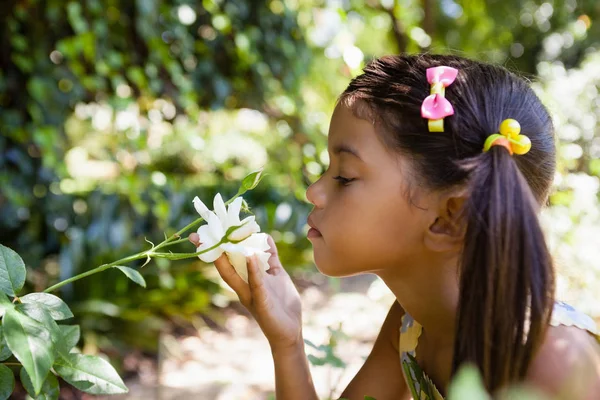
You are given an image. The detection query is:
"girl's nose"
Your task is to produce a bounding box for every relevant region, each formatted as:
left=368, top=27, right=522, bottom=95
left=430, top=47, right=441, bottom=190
left=306, top=179, right=325, bottom=209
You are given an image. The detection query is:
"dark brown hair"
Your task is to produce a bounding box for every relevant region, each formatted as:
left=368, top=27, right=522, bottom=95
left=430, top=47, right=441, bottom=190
left=340, top=54, right=556, bottom=392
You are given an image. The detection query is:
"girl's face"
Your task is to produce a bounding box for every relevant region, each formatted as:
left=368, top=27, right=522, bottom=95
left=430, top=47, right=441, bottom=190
left=306, top=104, right=435, bottom=277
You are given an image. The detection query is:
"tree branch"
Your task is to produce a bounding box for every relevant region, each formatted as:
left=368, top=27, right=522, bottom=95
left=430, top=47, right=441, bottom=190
left=422, top=0, right=435, bottom=45
left=369, top=0, right=408, bottom=53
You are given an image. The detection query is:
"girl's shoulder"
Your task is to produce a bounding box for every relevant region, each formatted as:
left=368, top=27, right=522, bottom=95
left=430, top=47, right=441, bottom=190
left=526, top=302, right=600, bottom=398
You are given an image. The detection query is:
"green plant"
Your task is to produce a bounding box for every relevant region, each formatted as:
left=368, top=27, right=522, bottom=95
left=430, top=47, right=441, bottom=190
left=448, top=364, right=549, bottom=400
left=0, top=170, right=263, bottom=398
left=305, top=323, right=354, bottom=400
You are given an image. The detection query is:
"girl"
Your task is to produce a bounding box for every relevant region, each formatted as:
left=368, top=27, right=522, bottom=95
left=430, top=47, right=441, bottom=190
left=189, top=54, right=600, bottom=399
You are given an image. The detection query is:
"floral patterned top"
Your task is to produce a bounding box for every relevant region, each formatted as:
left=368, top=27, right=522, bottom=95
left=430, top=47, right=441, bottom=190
left=398, top=301, right=600, bottom=400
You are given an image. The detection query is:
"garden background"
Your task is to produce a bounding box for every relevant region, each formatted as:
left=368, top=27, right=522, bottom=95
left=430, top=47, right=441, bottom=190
left=1, top=0, right=599, bottom=398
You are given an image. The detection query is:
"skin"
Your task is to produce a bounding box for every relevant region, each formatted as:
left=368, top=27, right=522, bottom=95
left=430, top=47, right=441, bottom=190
left=189, top=103, right=600, bottom=398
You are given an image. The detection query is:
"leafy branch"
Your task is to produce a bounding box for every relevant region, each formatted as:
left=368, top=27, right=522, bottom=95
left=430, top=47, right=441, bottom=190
left=0, top=170, right=263, bottom=399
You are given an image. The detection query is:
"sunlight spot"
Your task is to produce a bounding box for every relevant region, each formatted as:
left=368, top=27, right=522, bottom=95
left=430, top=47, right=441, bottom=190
left=177, top=5, right=197, bottom=25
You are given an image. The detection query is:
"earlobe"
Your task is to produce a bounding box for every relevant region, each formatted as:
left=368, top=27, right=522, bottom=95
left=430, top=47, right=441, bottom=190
left=423, top=195, right=466, bottom=253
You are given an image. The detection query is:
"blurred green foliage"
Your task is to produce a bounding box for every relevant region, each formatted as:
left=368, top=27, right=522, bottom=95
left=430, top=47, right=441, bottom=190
left=1, top=0, right=599, bottom=360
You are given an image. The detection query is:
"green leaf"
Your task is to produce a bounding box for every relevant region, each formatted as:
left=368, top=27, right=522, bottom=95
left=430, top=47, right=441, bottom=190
left=307, top=354, right=327, bottom=366
left=239, top=169, right=264, bottom=194
left=0, top=293, right=13, bottom=317
left=0, top=245, right=26, bottom=296
left=16, top=303, right=70, bottom=358
left=364, top=397, right=377, bottom=400
left=58, top=325, right=80, bottom=352
left=20, top=293, right=73, bottom=320
left=114, top=266, right=146, bottom=288
left=303, top=339, right=330, bottom=353
left=0, top=327, right=12, bottom=361
left=20, top=369, right=59, bottom=400
left=0, top=364, right=14, bottom=400
left=3, top=308, right=54, bottom=395
left=53, top=353, right=128, bottom=395
left=447, top=363, right=491, bottom=400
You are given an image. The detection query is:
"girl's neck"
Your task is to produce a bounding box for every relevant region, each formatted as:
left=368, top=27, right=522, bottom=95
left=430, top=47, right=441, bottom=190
left=377, top=256, right=460, bottom=347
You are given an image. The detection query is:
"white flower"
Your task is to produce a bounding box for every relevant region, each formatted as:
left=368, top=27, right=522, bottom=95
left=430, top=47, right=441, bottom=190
left=193, top=194, right=271, bottom=282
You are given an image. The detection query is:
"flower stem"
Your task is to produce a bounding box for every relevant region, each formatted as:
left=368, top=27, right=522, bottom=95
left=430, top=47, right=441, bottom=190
left=150, top=252, right=203, bottom=261
left=151, top=240, right=223, bottom=261
left=158, top=237, right=189, bottom=247
left=42, top=194, right=240, bottom=293
left=43, top=252, right=148, bottom=293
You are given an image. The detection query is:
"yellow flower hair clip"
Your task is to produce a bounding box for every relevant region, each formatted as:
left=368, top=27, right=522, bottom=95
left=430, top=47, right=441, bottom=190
left=482, top=119, right=531, bottom=155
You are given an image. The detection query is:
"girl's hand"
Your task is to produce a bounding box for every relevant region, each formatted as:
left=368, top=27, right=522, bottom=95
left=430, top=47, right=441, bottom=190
left=189, top=232, right=303, bottom=351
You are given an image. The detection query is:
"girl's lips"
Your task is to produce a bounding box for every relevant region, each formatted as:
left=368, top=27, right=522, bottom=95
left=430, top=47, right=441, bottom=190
left=307, top=227, right=322, bottom=239
left=307, top=215, right=322, bottom=239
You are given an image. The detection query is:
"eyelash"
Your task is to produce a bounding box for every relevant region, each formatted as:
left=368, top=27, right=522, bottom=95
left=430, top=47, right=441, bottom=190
left=333, top=176, right=355, bottom=186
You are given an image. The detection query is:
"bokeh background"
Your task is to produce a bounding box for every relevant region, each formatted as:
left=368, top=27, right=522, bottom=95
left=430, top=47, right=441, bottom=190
left=1, top=0, right=599, bottom=398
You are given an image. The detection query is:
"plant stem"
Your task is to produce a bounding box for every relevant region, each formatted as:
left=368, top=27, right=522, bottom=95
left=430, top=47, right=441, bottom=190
left=43, top=239, right=224, bottom=293
left=150, top=252, right=204, bottom=261
left=42, top=194, right=239, bottom=293
left=43, top=252, right=148, bottom=293
left=2, top=362, right=22, bottom=366
left=152, top=240, right=222, bottom=261
left=160, top=237, right=189, bottom=247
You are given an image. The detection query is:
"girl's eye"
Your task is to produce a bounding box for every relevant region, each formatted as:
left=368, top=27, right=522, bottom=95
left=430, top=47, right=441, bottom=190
left=333, top=176, right=355, bottom=186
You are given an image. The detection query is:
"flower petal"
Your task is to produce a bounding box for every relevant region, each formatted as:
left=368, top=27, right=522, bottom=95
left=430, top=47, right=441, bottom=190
left=205, top=211, right=224, bottom=241
left=197, top=224, right=216, bottom=245
left=225, top=250, right=249, bottom=283
left=213, top=193, right=228, bottom=228
left=197, top=244, right=224, bottom=263
left=195, top=225, right=223, bottom=262
left=238, top=233, right=270, bottom=252
left=227, top=216, right=260, bottom=242
left=221, top=242, right=247, bottom=256
left=193, top=196, right=210, bottom=218
left=227, top=197, right=243, bottom=227
left=257, top=251, right=271, bottom=271
left=197, top=247, right=223, bottom=267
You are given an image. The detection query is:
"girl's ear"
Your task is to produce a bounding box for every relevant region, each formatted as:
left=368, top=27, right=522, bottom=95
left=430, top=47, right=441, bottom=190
left=424, top=192, right=467, bottom=253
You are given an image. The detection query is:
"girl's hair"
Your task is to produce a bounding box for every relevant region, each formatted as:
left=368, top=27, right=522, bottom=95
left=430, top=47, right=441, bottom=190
left=340, top=54, right=556, bottom=392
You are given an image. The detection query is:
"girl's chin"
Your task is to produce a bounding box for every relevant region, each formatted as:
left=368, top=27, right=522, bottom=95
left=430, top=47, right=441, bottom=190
left=312, top=256, right=356, bottom=278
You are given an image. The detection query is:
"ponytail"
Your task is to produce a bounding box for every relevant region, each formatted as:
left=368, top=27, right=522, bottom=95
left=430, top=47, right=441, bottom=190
left=452, top=147, right=555, bottom=392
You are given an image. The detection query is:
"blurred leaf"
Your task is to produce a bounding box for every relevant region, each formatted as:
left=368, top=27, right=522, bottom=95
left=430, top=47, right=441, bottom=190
left=307, top=354, right=327, bottom=366
left=0, top=326, right=12, bottom=361
left=303, top=338, right=328, bottom=352
left=447, top=363, right=491, bottom=400
left=20, top=368, right=59, bottom=400
left=0, top=364, right=14, bottom=400
left=0, top=244, right=26, bottom=296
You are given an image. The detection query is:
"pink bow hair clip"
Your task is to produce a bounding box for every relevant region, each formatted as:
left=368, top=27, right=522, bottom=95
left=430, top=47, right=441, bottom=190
left=420, top=66, right=459, bottom=132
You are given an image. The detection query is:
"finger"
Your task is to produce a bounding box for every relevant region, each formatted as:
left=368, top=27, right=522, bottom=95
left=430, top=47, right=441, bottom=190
left=214, top=253, right=251, bottom=303
left=188, top=232, right=201, bottom=247
left=265, top=235, right=285, bottom=275
left=266, top=235, right=279, bottom=258
left=247, top=255, right=266, bottom=294
left=267, top=235, right=283, bottom=272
